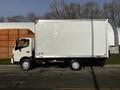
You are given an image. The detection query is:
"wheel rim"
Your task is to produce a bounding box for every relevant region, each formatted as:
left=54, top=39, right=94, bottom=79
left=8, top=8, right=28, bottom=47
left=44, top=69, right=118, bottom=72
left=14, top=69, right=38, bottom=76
left=22, top=61, right=30, bottom=70
left=72, top=61, right=80, bottom=70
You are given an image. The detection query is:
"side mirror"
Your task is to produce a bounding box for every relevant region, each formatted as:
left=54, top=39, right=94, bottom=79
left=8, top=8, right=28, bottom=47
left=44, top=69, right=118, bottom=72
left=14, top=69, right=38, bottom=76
left=19, top=49, right=21, bottom=52
left=15, top=39, right=19, bottom=50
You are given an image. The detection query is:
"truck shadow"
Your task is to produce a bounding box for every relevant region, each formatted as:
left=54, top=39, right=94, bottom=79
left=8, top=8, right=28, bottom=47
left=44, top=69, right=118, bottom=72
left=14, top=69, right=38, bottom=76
left=32, top=63, right=69, bottom=69
left=33, top=64, right=100, bottom=90
left=90, top=66, right=100, bottom=90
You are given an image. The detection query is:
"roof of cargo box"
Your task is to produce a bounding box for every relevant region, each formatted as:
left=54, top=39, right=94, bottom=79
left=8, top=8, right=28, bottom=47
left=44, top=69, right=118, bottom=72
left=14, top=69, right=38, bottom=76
left=37, top=19, right=108, bottom=22
left=0, top=22, right=35, bottom=33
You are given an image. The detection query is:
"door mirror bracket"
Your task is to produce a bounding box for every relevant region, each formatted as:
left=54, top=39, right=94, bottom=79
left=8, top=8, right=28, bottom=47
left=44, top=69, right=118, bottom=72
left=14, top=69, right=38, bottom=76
left=19, top=49, right=21, bottom=52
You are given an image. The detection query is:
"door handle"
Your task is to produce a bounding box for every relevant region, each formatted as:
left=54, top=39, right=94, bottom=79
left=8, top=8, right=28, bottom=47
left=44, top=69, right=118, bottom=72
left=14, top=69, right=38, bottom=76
left=26, top=51, right=30, bottom=53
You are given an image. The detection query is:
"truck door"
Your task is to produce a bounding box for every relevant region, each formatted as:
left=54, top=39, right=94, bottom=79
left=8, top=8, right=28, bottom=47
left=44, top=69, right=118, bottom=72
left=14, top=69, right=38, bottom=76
left=13, top=38, right=32, bottom=62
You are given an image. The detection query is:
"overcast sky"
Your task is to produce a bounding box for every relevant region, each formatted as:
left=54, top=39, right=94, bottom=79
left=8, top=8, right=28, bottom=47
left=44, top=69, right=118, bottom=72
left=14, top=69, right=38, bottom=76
left=0, top=0, right=112, bottom=17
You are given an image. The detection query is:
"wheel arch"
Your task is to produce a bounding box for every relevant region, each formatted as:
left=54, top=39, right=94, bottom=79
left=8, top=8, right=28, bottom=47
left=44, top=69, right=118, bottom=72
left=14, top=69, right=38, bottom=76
left=20, top=57, right=31, bottom=64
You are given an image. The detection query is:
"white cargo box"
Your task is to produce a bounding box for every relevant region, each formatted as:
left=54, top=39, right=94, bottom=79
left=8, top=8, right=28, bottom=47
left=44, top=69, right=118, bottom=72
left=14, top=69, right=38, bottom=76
left=35, top=20, right=114, bottom=58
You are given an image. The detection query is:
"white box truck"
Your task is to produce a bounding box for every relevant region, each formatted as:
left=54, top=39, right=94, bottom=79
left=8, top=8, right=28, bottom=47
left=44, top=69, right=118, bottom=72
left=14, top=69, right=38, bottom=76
left=11, top=19, right=115, bottom=70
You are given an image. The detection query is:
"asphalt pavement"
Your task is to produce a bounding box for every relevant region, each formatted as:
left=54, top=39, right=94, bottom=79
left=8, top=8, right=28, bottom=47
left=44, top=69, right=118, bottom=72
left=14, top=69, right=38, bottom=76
left=0, top=65, right=120, bottom=90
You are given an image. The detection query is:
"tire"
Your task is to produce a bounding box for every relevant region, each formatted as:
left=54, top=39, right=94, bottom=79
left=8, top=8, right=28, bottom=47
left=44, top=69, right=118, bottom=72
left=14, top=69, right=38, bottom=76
left=21, top=59, right=31, bottom=70
left=70, top=60, right=82, bottom=71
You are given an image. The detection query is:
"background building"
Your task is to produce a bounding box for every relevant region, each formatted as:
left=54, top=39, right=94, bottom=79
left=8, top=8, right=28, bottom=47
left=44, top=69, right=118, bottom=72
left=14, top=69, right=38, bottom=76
left=0, top=23, right=34, bottom=58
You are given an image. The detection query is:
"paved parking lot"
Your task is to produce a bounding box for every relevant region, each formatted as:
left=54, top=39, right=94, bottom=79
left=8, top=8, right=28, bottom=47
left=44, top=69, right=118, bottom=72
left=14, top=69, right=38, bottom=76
left=0, top=65, right=120, bottom=90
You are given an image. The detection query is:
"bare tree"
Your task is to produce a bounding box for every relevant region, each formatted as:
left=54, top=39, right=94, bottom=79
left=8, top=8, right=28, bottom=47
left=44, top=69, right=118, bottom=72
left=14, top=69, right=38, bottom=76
left=62, top=3, right=81, bottom=19
left=44, top=0, right=82, bottom=19
left=7, top=15, right=24, bottom=22
left=44, top=0, right=62, bottom=19
left=0, top=16, right=5, bottom=22
left=82, top=1, right=102, bottom=19
left=44, top=0, right=102, bottom=19
left=26, top=11, right=39, bottom=22
left=103, top=0, right=120, bottom=26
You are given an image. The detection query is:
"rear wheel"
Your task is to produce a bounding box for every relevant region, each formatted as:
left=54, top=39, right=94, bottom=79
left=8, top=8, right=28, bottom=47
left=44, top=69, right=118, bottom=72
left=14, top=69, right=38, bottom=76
left=70, top=60, right=82, bottom=70
left=21, top=59, right=31, bottom=70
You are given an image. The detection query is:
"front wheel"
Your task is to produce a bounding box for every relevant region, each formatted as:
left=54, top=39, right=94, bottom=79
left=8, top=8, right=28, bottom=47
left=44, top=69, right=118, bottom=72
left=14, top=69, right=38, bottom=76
left=21, top=59, right=31, bottom=70
left=70, top=60, right=82, bottom=71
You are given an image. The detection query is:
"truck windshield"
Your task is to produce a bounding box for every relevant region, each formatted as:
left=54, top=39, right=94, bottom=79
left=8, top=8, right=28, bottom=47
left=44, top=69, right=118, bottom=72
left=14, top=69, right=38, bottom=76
left=15, top=39, right=29, bottom=50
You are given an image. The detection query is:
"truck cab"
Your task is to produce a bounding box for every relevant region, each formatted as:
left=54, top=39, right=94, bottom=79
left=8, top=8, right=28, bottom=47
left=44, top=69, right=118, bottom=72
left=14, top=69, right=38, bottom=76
left=11, top=38, right=34, bottom=70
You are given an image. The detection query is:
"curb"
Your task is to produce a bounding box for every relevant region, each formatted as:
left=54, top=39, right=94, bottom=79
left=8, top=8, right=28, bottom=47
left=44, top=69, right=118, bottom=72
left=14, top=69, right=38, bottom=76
left=104, top=65, right=120, bottom=67
left=0, top=65, right=18, bottom=67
